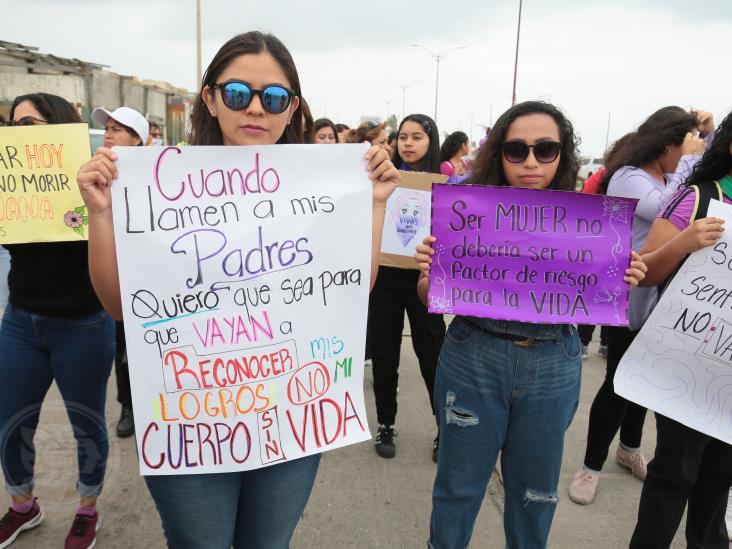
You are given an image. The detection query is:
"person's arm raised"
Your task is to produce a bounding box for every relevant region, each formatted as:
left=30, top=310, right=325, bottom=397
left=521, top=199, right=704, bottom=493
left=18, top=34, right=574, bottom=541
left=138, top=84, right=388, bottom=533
left=365, top=145, right=399, bottom=290
left=639, top=217, right=725, bottom=286
left=77, top=147, right=124, bottom=320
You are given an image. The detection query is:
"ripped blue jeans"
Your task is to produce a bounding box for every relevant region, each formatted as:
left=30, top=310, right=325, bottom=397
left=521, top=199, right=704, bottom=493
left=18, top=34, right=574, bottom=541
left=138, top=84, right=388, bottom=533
left=429, top=317, right=581, bottom=549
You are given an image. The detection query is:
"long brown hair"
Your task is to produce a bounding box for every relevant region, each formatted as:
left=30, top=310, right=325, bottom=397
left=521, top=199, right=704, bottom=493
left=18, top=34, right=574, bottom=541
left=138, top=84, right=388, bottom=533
left=467, top=101, right=579, bottom=191
left=599, top=106, right=697, bottom=193
left=190, top=31, right=304, bottom=145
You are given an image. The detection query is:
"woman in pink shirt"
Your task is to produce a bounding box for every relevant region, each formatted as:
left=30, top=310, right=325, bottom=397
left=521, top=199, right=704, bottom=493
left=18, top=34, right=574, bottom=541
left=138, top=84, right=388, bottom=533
left=439, top=131, right=470, bottom=177
left=631, top=110, right=732, bottom=548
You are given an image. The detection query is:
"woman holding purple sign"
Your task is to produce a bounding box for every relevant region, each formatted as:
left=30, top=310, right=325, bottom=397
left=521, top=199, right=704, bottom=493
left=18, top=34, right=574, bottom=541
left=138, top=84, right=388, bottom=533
left=414, top=101, right=647, bottom=548
left=75, top=31, right=399, bottom=549
left=569, top=106, right=711, bottom=506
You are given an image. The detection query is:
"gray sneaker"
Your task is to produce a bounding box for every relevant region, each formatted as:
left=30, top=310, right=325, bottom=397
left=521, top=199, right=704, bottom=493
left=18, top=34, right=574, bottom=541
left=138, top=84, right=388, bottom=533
left=374, top=425, right=396, bottom=459
left=598, top=344, right=608, bottom=358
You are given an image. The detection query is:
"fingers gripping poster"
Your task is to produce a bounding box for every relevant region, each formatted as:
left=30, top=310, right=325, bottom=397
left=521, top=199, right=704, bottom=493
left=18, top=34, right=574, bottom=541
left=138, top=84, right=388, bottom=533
left=428, top=184, right=637, bottom=325
left=615, top=200, right=732, bottom=443
left=379, top=171, right=447, bottom=269
left=111, top=144, right=372, bottom=475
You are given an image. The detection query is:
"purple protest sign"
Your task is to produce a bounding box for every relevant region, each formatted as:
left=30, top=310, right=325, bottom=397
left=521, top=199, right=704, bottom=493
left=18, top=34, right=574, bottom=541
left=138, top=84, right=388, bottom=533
left=427, top=184, right=637, bottom=325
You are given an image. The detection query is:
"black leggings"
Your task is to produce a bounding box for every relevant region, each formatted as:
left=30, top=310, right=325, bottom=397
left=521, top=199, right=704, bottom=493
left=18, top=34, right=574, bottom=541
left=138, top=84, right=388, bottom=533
left=630, top=414, right=732, bottom=549
left=114, top=321, right=132, bottom=407
left=583, top=326, right=647, bottom=471
left=577, top=324, right=607, bottom=347
left=368, top=267, right=445, bottom=427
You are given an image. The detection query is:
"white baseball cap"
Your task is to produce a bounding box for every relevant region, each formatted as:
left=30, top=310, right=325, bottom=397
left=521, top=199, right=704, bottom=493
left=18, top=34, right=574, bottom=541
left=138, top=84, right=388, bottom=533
left=92, top=106, right=149, bottom=145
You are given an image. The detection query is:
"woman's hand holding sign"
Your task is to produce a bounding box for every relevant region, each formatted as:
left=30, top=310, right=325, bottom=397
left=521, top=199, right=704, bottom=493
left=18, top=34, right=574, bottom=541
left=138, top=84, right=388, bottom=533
left=77, top=147, right=118, bottom=215
left=624, top=251, right=647, bottom=287
left=415, top=235, right=436, bottom=305
left=365, top=145, right=399, bottom=204
left=367, top=144, right=399, bottom=290
left=76, top=146, right=123, bottom=319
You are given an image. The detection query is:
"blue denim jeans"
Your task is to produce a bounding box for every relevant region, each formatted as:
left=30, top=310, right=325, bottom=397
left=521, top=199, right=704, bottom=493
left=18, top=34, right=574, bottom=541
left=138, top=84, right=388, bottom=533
left=0, top=304, right=114, bottom=497
left=145, top=453, right=321, bottom=549
left=0, top=247, right=9, bottom=311
left=429, top=317, right=582, bottom=549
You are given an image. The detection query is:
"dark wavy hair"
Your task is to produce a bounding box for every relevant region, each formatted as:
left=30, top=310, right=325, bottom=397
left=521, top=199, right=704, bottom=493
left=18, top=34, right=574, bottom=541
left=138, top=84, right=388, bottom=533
left=440, top=131, right=469, bottom=163
left=600, top=106, right=697, bottom=193
left=466, top=101, right=579, bottom=191
left=603, top=132, right=635, bottom=167
left=311, top=118, right=339, bottom=143
left=10, top=93, right=81, bottom=124
left=190, top=32, right=303, bottom=145
left=686, top=110, right=732, bottom=188
left=391, top=114, right=440, bottom=173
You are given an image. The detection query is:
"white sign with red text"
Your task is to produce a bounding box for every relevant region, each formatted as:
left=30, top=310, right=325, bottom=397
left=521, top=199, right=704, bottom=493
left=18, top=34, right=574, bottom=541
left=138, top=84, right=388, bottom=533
left=112, top=144, right=372, bottom=474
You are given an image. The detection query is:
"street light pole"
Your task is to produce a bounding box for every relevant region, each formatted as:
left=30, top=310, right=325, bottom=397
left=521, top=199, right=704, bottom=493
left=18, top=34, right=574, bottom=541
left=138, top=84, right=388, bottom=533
left=378, top=97, right=393, bottom=121
left=511, top=0, right=523, bottom=106
left=387, top=79, right=422, bottom=121
left=412, top=44, right=466, bottom=124
left=195, top=0, right=202, bottom=86
left=433, top=56, right=440, bottom=123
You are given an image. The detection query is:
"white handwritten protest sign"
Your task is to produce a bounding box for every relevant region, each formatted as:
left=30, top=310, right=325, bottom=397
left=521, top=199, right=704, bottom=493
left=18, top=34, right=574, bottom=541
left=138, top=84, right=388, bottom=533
left=615, top=199, right=732, bottom=443
left=111, top=144, right=372, bottom=475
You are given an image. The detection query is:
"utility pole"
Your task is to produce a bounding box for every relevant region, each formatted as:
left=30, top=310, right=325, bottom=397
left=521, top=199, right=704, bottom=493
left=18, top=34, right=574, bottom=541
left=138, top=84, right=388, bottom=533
left=196, top=0, right=202, bottom=86
left=387, top=79, right=421, bottom=122
left=511, top=0, right=523, bottom=106
left=412, top=44, right=467, bottom=124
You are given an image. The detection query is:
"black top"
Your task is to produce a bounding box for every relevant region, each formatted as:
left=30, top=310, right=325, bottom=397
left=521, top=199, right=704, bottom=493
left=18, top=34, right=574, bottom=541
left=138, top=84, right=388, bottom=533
left=4, top=241, right=103, bottom=318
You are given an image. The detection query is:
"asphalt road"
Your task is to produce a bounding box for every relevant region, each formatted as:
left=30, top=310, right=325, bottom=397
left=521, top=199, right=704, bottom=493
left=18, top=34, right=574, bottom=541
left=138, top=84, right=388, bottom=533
left=8, top=325, right=701, bottom=548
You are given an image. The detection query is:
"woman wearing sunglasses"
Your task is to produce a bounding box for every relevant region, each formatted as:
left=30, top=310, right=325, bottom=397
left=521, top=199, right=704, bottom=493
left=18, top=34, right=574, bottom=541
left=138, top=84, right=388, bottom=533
left=415, top=101, right=647, bottom=548
left=569, top=106, right=710, bottom=506
left=0, top=93, right=115, bottom=549
left=76, top=31, right=398, bottom=549
left=368, top=114, right=446, bottom=462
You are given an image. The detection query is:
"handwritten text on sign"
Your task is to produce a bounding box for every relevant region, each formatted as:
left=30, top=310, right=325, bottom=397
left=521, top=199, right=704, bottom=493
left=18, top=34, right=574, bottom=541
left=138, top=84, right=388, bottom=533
left=615, top=200, right=732, bottom=443
left=0, top=123, right=90, bottom=244
left=111, top=144, right=372, bottom=475
left=428, top=185, right=636, bottom=324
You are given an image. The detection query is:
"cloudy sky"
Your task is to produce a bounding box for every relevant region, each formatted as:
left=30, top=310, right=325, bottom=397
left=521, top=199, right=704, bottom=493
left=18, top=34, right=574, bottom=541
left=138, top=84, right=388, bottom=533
left=4, top=0, right=731, bottom=154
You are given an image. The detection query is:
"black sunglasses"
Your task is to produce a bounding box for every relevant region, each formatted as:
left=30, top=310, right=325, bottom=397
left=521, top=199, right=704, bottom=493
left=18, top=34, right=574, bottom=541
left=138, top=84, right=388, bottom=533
left=210, top=80, right=295, bottom=114
left=501, top=140, right=562, bottom=163
left=3, top=116, right=48, bottom=127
